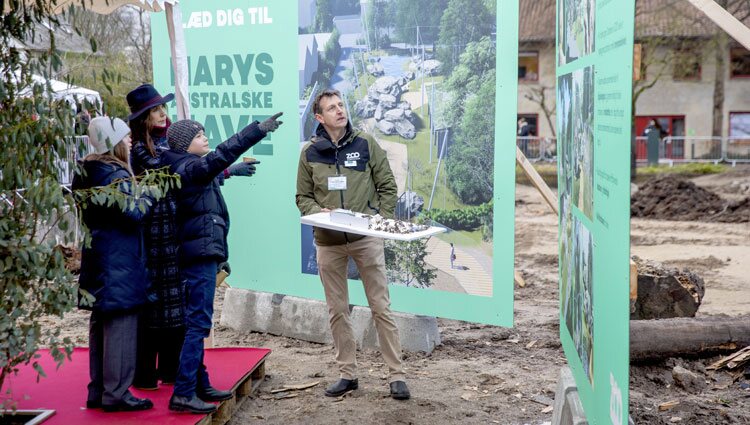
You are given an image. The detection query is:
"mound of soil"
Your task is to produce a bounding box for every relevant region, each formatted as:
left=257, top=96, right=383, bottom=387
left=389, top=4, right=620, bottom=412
left=631, top=175, right=750, bottom=223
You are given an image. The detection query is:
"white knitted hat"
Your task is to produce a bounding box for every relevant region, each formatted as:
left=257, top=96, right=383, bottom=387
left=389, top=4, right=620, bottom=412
left=87, top=117, right=130, bottom=154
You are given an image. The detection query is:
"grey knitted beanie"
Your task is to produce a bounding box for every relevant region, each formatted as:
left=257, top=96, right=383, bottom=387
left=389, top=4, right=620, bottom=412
left=167, top=119, right=204, bottom=153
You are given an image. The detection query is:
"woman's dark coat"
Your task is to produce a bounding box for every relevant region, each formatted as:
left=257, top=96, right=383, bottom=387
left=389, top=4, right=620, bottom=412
left=73, top=160, right=152, bottom=313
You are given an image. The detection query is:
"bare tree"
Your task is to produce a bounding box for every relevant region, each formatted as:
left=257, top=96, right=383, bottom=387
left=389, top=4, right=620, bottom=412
left=660, top=0, right=750, bottom=136
left=706, top=0, right=750, bottom=136
left=632, top=0, right=683, bottom=117
left=63, top=6, right=151, bottom=82
left=523, top=84, right=556, bottom=138
left=114, top=6, right=152, bottom=82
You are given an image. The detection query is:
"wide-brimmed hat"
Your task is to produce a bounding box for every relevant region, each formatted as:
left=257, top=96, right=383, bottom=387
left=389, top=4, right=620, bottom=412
left=126, top=83, right=174, bottom=122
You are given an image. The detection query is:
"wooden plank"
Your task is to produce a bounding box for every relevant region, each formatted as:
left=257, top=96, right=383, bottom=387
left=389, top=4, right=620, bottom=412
left=630, top=260, right=638, bottom=301
left=209, top=354, right=269, bottom=425
left=515, top=146, right=558, bottom=216
left=212, top=397, right=236, bottom=425
left=687, top=0, right=750, bottom=50
left=708, top=345, right=750, bottom=370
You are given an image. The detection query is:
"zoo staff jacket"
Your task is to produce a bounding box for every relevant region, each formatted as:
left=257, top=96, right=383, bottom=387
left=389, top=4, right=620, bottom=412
left=296, top=122, right=397, bottom=246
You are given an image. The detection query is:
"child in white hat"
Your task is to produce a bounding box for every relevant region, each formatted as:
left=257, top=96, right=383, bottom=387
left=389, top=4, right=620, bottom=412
left=73, top=117, right=155, bottom=412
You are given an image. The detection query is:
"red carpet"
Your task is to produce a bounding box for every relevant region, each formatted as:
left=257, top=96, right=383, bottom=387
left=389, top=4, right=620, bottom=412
left=2, top=347, right=270, bottom=425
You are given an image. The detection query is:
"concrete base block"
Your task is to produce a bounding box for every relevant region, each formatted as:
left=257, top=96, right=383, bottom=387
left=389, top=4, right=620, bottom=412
left=552, top=367, right=588, bottom=425
left=220, top=288, right=441, bottom=353
left=551, top=367, right=634, bottom=425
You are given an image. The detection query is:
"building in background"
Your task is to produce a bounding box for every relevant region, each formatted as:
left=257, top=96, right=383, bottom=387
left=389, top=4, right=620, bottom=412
left=517, top=0, right=750, bottom=161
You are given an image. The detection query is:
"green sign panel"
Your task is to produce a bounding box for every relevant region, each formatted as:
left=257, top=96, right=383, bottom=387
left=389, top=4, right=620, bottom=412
left=152, top=0, right=518, bottom=326
left=556, top=0, right=635, bottom=423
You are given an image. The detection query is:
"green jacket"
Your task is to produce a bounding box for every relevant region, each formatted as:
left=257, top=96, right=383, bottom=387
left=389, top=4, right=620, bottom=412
left=296, top=123, right=397, bottom=246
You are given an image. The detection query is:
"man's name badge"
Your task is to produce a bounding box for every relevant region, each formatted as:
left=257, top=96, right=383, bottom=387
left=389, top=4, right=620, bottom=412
left=328, top=175, right=347, bottom=191
left=344, top=160, right=357, bottom=167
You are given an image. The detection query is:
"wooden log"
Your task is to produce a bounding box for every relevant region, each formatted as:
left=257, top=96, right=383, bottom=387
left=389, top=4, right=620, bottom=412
left=631, top=316, right=750, bottom=361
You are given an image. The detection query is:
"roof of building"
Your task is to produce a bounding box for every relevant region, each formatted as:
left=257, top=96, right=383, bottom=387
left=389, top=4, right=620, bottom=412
left=17, top=21, right=95, bottom=54
left=332, top=14, right=360, bottom=22
left=298, top=34, right=318, bottom=70
left=520, top=0, right=750, bottom=42
left=312, top=33, right=333, bottom=51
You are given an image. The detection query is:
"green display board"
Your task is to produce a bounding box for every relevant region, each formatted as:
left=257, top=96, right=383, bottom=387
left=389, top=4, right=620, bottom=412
left=556, top=0, right=635, bottom=423
left=152, top=0, right=517, bottom=326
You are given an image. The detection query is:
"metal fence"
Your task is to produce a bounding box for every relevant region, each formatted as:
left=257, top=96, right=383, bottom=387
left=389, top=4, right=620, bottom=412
left=726, top=137, right=750, bottom=163
left=57, top=136, right=93, bottom=187
left=635, top=136, right=750, bottom=165
left=516, top=136, right=557, bottom=162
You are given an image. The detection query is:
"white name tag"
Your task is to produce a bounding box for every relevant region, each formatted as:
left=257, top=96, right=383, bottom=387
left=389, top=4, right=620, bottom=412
left=344, top=160, right=357, bottom=167
left=328, top=175, right=347, bottom=191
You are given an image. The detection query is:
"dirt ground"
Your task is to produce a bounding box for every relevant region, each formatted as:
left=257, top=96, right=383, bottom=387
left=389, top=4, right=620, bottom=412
left=43, top=166, right=750, bottom=424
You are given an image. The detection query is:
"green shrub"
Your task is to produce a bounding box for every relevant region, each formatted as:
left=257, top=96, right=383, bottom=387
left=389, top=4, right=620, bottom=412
left=422, top=201, right=493, bottom=231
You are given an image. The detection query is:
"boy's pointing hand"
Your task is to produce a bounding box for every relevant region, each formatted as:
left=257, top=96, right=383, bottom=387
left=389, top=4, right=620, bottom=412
left=259, top=112, right=284, bottom=133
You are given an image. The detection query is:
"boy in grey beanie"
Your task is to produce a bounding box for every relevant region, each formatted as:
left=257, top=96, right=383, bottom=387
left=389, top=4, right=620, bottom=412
left=160, top=113, right=283, bottom=414
left=166, top=120, right=204, bottom=154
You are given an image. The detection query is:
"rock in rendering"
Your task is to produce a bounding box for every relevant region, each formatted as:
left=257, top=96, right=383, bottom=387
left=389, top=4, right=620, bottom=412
left=378, top=93, right=397, bottom=109
left=384, top=108, right=405, bottom=121
left=371, top=76, right=402, bottom=97
left=395, top=191, right=425, bottom=220
left=366, top=62, right=384, bottom=76
left=354, top=98, right=377, bottom=118
left=354, top=74, right=418, bottom=139
left=374, top=103, right=384, bottom=121
left=376, top=119, right=396, bottom=135
left=393, top=119, right=416, bottom=139
left=408, top=58, right=442, bottom=76
left=421, top=59, right=441, bottom=75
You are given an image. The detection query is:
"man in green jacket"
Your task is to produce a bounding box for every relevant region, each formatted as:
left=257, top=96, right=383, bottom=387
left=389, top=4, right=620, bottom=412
left=296, top=89, right=410, bottom=400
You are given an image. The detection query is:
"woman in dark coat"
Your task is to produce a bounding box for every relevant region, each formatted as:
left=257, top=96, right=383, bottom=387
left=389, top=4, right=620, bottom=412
left=125, top=84, right=185, bottom=390
left=74, top=117, right=154, bottom=412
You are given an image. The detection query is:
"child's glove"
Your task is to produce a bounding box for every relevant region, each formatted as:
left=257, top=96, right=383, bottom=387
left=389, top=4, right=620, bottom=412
left=227, top=161, right=259, bottom=177
left=258, top=112, right=283, bottom=133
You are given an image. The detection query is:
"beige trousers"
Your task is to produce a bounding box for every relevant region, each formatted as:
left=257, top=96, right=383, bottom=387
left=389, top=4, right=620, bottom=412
left=316, top=236, right=405, bottom=383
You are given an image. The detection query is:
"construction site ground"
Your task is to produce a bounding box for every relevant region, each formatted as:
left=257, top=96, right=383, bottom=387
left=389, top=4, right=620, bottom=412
left=41, top=165, right=750, bottom=424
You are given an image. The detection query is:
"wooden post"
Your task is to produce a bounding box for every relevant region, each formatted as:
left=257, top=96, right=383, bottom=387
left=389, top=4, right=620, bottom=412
left=515, top=147, right=559, bottom=215
left=205, top=272, right=231, bottom=348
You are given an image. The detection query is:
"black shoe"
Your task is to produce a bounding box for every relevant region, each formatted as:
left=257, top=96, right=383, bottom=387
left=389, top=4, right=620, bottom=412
left=197, top=385, right=233, bottom=402
left=86, top=400, right=101, bottom=409
left=390, top=381, right=410, bottom=400
left=133, top=379, right=159, bottom=391
left=102, top=396, right=154, bottom=412
left=133, top=384, right=159, bottom=391
left=169, top=395, right=217, bottom=414
left=324, top=378, right=358, bottom=397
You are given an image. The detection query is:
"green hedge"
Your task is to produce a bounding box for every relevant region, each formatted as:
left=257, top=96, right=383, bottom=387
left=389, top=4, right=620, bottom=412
left=422, top=201, right=492, bottom=231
